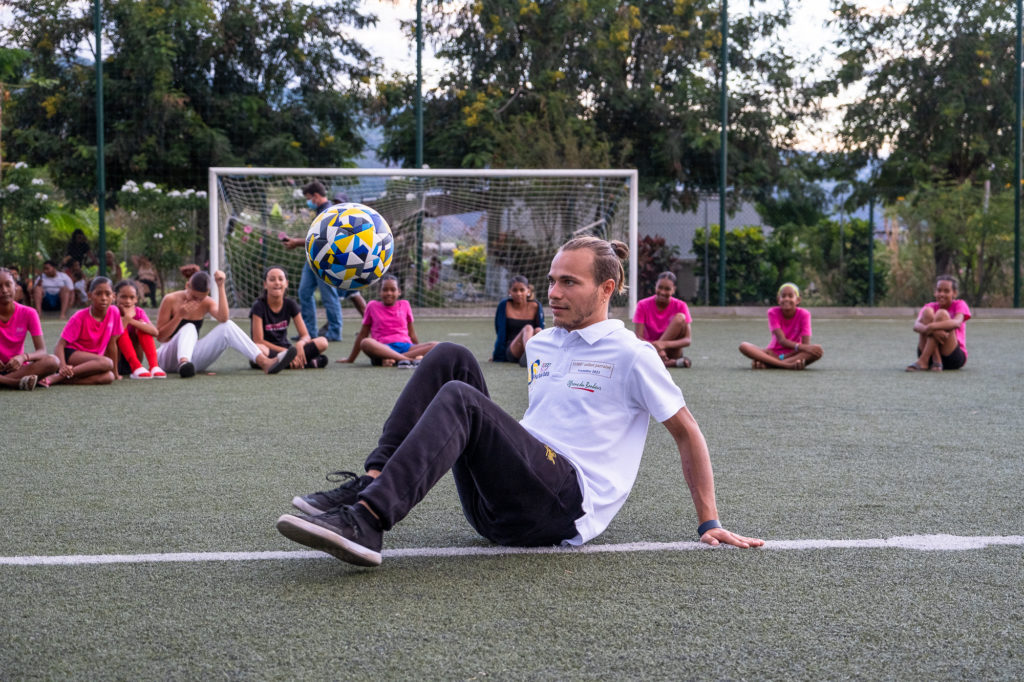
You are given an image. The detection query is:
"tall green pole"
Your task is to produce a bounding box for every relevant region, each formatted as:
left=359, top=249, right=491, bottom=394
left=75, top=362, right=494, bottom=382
left=868, top=195, right=875, bottom=306
left=1014, top=0, right=1022, bottom=307
left=717, top=0, right=728, bottom=306
left=413, top=0, right=425, bottom=306
left=415, top=0, right=424, bottom=169
left=95, top=0, right=106, bottom=276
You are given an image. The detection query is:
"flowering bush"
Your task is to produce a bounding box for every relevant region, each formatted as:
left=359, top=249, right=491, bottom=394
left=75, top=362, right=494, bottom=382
left=0, top=163, right=54, bottom=271
left=115, top=180, right=207, bottom=289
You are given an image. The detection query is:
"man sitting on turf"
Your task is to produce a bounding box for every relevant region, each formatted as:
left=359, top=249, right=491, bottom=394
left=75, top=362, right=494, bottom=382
left=277, top=236, right=764, bottom=566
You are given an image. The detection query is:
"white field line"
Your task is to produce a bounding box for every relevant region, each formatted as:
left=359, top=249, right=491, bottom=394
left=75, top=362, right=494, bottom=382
left=1, top=534, right=1023, bottom=567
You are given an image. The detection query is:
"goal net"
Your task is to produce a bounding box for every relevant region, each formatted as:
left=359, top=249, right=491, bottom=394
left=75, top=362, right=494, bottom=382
left=208, top=168, right=638, bottom=315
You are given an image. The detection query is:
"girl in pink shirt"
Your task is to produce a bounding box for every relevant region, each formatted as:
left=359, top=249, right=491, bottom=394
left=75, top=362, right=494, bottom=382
left=906, top=275, right=970, bottom=372
left=632, top=271, right=692, bottom=368
left=0, top=268, right=58, bottom=390
left=338, top=275, right=437, bottom=367
left=42, top=276, right=122, bottom=386
left=115, top=279, right=165, bottom=378
left=738, top=282, right=824, bottom=370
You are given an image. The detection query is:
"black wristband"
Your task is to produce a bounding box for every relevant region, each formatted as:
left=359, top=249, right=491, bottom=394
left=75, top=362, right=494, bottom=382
left=697, top=519, right=722, bottom=537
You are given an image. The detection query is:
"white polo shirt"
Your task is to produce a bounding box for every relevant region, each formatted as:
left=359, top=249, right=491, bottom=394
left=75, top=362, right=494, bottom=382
left=519, top=319, right=685, bottom=545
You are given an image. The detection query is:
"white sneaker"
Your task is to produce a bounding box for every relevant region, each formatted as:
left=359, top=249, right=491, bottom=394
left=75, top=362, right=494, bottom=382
left=130, top=367, right=152, bottom=379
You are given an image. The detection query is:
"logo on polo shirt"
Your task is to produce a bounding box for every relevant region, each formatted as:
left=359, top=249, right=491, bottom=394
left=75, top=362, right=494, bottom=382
left=566, top=379, right=602, bottom=392
left=569, top=360, right=614, bottom=378
left=527, top=359, right=551, bottom=386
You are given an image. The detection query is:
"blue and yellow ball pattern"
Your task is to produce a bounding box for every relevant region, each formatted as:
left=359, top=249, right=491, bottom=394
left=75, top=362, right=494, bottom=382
left=305, top=203, right=394, bottom=291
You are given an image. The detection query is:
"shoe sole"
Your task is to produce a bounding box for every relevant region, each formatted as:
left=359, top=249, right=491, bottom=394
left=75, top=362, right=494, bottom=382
left=291, top=495, right=329, bottom=516
left=179, top=362, right=196, bottom=378
left=267, top=346, right=297, bottom=374
left=275, top=514, right=382, bottom=567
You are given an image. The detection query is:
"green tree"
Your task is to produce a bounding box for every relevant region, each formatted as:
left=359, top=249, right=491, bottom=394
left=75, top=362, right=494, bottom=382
left=886, top=182, right=1013, bottom=306
left=825, top=0, right=1017, bottom=277
left=1, top=0, right=378, bottom=205
left=694, top=225, right=780, bottom=305
left=803, top=217, right=887, bottom=306
left=377, top=1, right=817, bottom=212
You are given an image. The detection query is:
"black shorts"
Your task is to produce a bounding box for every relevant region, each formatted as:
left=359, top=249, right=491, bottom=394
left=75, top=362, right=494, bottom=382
left=940, top=346, right=966, bottom=370
left=917, top=344, right=966, bottom=370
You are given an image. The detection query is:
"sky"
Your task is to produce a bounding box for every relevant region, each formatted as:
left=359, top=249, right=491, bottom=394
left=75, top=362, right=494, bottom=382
left=0, top=1, right=890, bottom=151
left=358, top=0, right=844, bottom=82
left=355, top=0, right=854, bottom=150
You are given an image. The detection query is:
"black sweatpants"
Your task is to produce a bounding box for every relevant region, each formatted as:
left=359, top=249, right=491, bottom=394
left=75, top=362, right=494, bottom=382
left=359, top=343, right=583, bottom=546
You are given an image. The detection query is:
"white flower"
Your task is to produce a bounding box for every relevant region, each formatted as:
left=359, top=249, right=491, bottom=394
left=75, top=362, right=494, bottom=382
left=14, top=162, right=28, bottom=169
left=5, top=184, right=19, bottom=192
left=31, top=178, right=44, bottom=185
left=35, top=193, right=48, bottom=201
left=154, top=233, right=164, bottom=239
left=184, top=188, right=195, bottom=196
left=142, top=181, right=157, bottom=190
left=40, top=218, right=50, bottom=224
left=292, top=189, right=304, bottom=199
left=168, top=190, right=181, bottom=198
left=196, top=191, right=207, bottom=199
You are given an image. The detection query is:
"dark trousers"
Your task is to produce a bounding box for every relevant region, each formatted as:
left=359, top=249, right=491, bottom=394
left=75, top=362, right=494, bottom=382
left=359, top=343, right=583, bottom=546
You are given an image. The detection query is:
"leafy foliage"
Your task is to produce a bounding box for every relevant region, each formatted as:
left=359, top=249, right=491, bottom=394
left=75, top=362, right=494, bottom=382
left=884, top=182, right=1014, bottom=306
left=377, top=1, right=816, bottom=214
left=802, top=217, right=888, bottom=306
left=635, top=235, right=683, bottom=299
left=115, top=180, right=206, bottom=290
left=1, top=0, right=378, bottom=205
left=693, top=225, right=780, bottom=305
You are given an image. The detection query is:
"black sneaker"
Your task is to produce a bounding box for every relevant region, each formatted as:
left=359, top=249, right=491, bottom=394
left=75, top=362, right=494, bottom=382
left=276, top=505, right=383, bottom=566
left=292, top=471, right=372, bottom=515
left=307, top=355, right=328, bottom=369
left=266, top=345, right=297, bottom=374
left=178, top=361, right=196, bottom=378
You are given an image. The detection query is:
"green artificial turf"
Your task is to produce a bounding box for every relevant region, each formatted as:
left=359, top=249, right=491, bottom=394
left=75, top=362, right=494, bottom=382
left=1, top=315, right=1022, bottom=679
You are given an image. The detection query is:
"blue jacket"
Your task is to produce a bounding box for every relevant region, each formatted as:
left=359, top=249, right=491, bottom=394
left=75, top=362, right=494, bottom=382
left=492, top=298, right=544, bottom=362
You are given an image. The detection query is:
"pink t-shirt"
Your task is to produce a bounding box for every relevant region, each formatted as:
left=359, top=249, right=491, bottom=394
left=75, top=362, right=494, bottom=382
left=766, top=306, right=812, bottom=354
left=124, top=306, right=153, bottom=341
left=61, top=306, right=123, bottom=355
left=921, top=299, right=971, bottom=357
left=0, top=303, right=43, bottom=362
left=632, top=296, right=691, bottom=343
left=363, top=299, right=413, bottom=344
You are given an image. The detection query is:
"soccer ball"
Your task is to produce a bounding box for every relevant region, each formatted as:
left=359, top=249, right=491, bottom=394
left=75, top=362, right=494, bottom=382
left=305, top=203, right=394, bottom=291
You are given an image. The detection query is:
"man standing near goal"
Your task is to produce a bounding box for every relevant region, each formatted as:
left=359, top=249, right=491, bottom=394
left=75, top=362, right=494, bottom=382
left=283, top=181, right=365, bottom=342
left=277, top=236, right=763, bottom=566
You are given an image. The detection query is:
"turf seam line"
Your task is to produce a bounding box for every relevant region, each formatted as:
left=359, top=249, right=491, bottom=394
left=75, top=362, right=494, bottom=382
left=1, top=533, right=1023, bottom=566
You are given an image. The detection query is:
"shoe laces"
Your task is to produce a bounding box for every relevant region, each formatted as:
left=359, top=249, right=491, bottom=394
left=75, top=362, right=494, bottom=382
left=325, top=470, right=361, bottom=487
left=319, top=505, right=374, bottom=539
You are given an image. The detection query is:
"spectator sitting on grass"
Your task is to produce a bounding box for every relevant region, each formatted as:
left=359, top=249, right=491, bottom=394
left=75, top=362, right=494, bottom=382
left=33, top=260, right=74, bottom=320
left=0, top=268, right=58, bottom=391
left=906, top=275, right=971, bottom=372
left=249, top=265, right=329, bottom=369
left=738, top=282, right=824, bottom=370
left=633, top=271, right=693, bottom=368
left=41, top=276, right=121, bottom=387
left=154, top=269, right=295, bottom=378
left=337, top=274, right=437, bottom=368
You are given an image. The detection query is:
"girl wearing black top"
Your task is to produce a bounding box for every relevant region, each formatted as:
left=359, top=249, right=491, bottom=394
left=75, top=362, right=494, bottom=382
left=250, top=265, right=328, bottom=369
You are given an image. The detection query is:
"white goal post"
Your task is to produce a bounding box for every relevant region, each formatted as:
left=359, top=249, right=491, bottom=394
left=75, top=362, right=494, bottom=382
left=208, top=167, right=638, bottom=315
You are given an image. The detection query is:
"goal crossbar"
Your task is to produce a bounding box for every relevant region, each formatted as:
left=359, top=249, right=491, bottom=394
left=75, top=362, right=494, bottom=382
left=208, top=167, right=639, bottom=314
